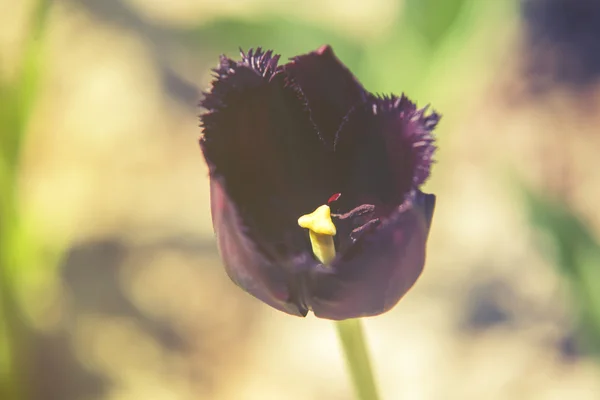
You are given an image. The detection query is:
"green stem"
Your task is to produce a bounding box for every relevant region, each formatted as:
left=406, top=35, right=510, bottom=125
left=335, top=319, right=381, bottom=400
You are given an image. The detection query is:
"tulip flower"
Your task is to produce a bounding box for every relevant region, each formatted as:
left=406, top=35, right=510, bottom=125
left=200, top=46, right=439, bottom=321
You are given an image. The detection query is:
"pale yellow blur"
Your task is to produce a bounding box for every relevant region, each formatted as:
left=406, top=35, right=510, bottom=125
left=3, top=0, right=600, bottom=399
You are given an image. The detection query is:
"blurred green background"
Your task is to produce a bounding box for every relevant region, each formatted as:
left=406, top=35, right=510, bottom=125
left=2, top=0, right=600, bottom=399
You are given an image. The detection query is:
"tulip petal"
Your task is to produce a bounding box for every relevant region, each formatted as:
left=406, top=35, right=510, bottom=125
left=210, top=178, right=309, bottom=316
left=284, top=45, right=367, bottom=147
left=334, top=95, right=439, bottom=215
left=307, top=192, right=435, bottom=320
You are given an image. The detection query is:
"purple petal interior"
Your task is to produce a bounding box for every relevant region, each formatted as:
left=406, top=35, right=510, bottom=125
left=334, top=95, right=439, bottom=218
left=200, top=48, right=338, bottom=261
left=283, top=45, right=367, bottom=147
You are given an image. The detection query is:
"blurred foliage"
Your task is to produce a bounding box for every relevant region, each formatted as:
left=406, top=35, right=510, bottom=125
left=178, top=17, right=365, bottom=69
left=1, top=1, right=53, bottom=399
left=174, top=0, right=518, bottom=117
left=404, top=0, right=468, bottom=48
left=523, top=186, right=600, bottom=356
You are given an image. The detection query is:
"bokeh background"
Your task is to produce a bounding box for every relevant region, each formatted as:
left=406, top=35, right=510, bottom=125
left=2, top=0, right=600, bottom=399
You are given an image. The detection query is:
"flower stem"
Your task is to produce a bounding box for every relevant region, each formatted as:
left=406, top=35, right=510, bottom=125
left=335, top=319, right=380, bottom=400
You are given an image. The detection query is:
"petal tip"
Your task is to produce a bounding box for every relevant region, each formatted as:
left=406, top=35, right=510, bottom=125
left=199, top=47, right=282, bottom=114
left=316, top=44, right=333, bottom=55
left=375, top=94, right=440, bottom=188
left=283, top=45, right=367, bottom=147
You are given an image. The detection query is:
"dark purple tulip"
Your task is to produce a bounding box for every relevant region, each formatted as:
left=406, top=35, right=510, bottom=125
left=199, top=46, right=440, bottom=320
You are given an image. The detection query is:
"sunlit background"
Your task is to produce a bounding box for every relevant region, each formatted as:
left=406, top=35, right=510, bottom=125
left=2, top=0, right=600, bottom=399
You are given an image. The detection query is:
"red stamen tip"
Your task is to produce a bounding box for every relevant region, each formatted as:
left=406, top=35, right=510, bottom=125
left=328, top=193, right=342, bottom=205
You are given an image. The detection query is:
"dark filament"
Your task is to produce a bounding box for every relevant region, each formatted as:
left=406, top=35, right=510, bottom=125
left=331, top=200, right=380, bottom=243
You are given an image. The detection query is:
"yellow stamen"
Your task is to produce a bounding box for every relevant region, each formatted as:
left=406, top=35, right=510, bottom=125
left=298, top=204, right=336, bottom=265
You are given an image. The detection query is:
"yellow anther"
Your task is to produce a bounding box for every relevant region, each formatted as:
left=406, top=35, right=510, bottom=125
left=298, top=205, right=337, bottom=265
left=298, top=205, right=337, bottom=235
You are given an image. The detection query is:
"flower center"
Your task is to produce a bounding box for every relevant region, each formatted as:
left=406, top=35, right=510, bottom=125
left=298, top=204, right=337, bottom=265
